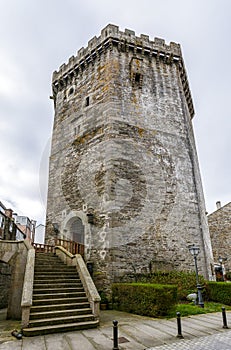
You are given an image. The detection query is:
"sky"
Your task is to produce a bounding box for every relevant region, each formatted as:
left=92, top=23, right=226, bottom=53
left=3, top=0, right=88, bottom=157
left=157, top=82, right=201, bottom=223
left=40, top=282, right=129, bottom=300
left=0, top=0, right=230, bottom=225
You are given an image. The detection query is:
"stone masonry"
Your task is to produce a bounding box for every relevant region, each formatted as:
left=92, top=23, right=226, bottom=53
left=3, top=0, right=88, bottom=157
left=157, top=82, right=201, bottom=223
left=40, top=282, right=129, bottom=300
left=0, top=261, right=11, bottom=309
left=208, top=202, right=231, bottom=272
left=46, top=24, right=214, bottom=293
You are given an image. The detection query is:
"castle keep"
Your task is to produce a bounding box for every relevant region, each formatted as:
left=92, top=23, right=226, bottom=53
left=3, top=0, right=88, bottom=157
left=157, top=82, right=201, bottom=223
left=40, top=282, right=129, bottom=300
left=46, top=24, right=214, bottom=291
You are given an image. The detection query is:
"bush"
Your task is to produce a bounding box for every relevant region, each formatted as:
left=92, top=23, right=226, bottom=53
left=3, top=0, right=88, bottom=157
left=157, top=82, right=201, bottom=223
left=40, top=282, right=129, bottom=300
left=119, top=271, right=205, bottom=301
left=206, top=282, right=231, bottom=305
left=112, top=283, right=177, bottom=317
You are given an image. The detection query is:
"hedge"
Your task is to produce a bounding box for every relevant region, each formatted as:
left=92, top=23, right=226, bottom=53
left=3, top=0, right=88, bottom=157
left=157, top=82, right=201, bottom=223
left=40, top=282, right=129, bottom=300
left=206, top=282, right=231, bottom=305
left=112, top=283, right=177, bottom=317
left=118, top=271, right=205, bottom=301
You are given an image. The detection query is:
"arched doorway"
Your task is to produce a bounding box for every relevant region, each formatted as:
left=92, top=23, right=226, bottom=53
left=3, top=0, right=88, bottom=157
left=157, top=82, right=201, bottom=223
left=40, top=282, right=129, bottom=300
left=70, top=217, right=84, bottom=244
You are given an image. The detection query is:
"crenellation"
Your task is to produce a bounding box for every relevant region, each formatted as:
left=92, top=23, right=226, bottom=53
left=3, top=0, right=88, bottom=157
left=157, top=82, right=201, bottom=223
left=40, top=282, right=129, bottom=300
left=52, top=24, right=183, bottom=86
left=101, top=23, right=119, bottom=38
left=88, top=35, right=98, bottom=49
left=170, top=41, right=181, bottom=55
left=68, top=55, right=75, bottom=69
left=124, top=28, right=135, bottom=37
left=154, top=37, right=165, bottom=47
left=140, top=34, right=149, bottom=41
left=77, top=47, right=85, bottom=58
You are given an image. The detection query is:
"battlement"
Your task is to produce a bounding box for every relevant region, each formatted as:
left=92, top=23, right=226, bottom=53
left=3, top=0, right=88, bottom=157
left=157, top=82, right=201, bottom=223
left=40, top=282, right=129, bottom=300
left=53, top=24, right=182, bottom=81
left=52, top=24, right=194, bottom=118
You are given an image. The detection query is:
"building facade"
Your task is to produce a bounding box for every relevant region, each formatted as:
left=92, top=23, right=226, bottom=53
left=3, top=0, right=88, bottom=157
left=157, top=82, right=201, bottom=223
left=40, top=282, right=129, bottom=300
left=208, top=201, right=231, bottom=275
left=34, top=224, right=45, bottom=244
left=46, top=24, right=214, bottom=292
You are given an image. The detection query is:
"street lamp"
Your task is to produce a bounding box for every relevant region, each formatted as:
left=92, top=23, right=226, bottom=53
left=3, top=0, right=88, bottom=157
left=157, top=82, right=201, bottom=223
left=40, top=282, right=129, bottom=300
left=188, top=244, right=204, bottom=308
left=218, top=256, right=226, bottom=281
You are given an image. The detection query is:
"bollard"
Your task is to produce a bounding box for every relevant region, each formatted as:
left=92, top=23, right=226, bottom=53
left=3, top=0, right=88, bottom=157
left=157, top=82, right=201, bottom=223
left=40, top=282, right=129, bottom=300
left=222, top=307, right=229, bottom=329
left=113, top=320, right=119, bottom=350
left=176, top=312, right=184, bottom=338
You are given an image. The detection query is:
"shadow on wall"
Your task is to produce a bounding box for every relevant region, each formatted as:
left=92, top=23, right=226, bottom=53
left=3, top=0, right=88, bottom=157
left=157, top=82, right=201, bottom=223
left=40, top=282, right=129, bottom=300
left=0, top=261, right=11, bottom=309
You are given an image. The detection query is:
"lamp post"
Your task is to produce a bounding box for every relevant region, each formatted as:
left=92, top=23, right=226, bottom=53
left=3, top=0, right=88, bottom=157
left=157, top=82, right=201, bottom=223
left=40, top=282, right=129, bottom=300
left=188, top=244, right=204, bottom=308
left=219, top=256, right=225, bottom=282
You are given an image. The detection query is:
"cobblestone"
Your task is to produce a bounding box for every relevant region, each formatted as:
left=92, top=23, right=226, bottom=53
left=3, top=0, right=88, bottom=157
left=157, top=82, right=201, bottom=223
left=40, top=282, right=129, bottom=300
left=147, top=330, right=231, bottom=349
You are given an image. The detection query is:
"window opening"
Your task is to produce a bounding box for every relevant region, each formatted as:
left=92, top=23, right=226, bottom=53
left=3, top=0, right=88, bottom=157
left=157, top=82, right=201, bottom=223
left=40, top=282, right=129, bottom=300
left=68, top=87, right=74, bottom=96
left=85, top=96, right=90, bottom=107
left=135, top=73, right=141, bottom=83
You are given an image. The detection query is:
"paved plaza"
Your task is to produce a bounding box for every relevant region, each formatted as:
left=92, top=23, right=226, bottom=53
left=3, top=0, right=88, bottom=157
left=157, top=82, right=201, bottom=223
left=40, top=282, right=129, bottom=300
left=0, top=309, right=230, bottom=349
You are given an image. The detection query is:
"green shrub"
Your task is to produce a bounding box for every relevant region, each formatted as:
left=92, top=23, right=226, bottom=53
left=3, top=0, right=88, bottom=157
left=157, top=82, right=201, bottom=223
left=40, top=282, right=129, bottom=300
left=119, top=271, right=205, bottom=301
left=226, top=272, right=231, bottom=281
left=112, top=283, right=177, bottom=317
left=206, top=282, right=231, bottom=305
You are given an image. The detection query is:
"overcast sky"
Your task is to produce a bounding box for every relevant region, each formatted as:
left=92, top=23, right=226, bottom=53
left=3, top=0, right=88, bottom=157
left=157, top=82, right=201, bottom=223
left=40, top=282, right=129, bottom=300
left=0, top=0, right=230, bottom=225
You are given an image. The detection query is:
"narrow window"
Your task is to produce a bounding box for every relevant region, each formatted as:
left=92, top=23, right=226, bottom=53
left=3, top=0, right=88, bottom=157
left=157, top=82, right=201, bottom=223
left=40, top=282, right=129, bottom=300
left=68, top=87, right=74, bottom=96
left=135, top=73, right=141, bottom=83
left=85, top=96, right=90, bottom=107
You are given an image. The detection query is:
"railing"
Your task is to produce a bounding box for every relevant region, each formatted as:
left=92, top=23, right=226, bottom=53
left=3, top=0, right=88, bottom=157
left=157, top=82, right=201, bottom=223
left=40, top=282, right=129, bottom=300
left=32, top=243, right=55, bottom=253
left=0, top=211, right=25, bottom=241
left=33, top=238, right=84, bottom=257
left=55, top=246, right=100, bottom=320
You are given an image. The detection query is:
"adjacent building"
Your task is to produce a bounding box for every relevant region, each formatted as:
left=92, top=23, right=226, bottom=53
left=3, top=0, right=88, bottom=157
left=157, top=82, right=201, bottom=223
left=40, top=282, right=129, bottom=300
left=208, top=201, right=231, bottom=275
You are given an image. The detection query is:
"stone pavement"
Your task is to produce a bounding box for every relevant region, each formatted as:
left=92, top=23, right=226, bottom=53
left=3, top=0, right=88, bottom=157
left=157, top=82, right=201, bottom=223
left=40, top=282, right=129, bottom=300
left=0, top=309, right=230, bottom=349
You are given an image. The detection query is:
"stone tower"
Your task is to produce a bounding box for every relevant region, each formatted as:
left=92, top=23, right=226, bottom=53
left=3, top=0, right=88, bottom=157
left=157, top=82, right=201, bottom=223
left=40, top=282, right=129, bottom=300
left=46, top=24, right=214, bottom=291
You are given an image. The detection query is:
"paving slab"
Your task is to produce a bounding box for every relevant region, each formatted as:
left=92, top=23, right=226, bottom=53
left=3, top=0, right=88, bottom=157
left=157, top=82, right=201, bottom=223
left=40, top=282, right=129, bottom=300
left=45, top=333, right=71, bottom=350
left=99, top=321, right=146, bottom=349
left=65, top=332, right=96, bottom=350
left=121, top=323, right=162, bottom=348
left=22, top=335, right=46, bottom=350
left=0, top=309, right=230, bottom=349
left=0, top=340, right=22, bottom=350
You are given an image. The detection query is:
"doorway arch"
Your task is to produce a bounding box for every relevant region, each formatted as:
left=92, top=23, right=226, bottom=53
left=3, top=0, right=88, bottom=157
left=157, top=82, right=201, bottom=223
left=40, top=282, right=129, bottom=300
left=61, top=210, right=91, bottom=259
left=70, top=217, right=84, bottom=244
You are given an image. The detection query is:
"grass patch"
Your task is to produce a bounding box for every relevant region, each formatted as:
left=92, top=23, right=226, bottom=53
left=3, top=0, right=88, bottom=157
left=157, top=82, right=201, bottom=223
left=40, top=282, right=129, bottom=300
left=167, top=302, right=231, bottom=318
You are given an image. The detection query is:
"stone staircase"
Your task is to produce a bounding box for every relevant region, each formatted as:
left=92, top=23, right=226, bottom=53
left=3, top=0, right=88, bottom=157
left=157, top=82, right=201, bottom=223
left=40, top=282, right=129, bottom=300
left=23, top=252, right=99, bottom=336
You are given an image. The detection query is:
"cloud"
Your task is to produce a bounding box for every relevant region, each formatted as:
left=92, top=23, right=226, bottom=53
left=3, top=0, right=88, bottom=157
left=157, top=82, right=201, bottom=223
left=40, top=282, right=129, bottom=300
left=0, top=0, right=230, bottom=224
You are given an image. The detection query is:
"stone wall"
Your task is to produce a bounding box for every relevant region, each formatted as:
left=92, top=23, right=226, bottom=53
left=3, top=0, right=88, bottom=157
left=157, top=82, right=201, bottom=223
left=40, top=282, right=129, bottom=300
left=46, top=25, right=214, bottom=293
left=208, top=202, right=231, bottom=272
left=0, top=261, right=11, bottom=309
left=0, top=240, right=31, bottom=319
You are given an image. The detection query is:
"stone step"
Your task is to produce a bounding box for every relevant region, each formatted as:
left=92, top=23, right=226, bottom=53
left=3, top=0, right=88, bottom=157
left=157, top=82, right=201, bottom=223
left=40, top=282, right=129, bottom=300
left=32, top=296, right=88, bottom=306
left=25, top=252, right=98, bottom=337
left=35, top=258, right=63, bottom=262
left=33, top=291, right=86, bottom=300
left=35, top=258, right=61, bottom=263
left=33, top=282, right=83, bottom=289
left=30, top=302, right=90, bottom=313
left=33, top=274, right=79, bottom=280
left=34, top=264, right=77, bottom=273
left=35, top=253, right=62, bottom=262
left=34, top=269, right=77, bottom=274
left=23, top=320, right=99, bottom=336
left=34, top=270, right=77, bottom=275
left=33, top=287, right=85, bottom=294
left=33, top=278, right=81, bottom=284
left=30, top=307, right=92, bottom=320
left=29, top=314, right=94, bottom=328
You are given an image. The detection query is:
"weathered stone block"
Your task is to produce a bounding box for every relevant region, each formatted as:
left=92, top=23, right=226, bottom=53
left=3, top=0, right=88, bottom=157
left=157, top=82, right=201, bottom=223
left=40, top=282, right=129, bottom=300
left=46, top=25, right=214, bottom=293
